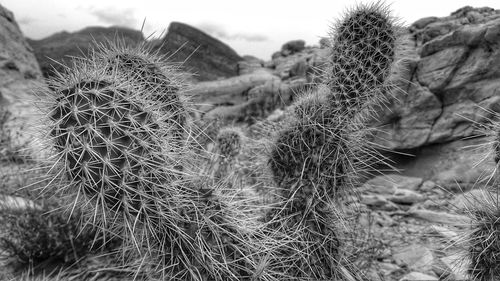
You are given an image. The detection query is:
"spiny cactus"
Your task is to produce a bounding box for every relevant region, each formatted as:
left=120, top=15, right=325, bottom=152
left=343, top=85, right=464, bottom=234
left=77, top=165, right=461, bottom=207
left=264, top=89, right=354, bottom=280
left=216, top=127, right=244, bottom=159
left=263, top=3, right=399, bottom=280
left=38, top=53, right=198, bottom=267
left=495, top=127, right=500, bottom=165
left=0, top=201, right=117, bottom=268
left=92, top=41, right=189, bottom=144
left=211, top=127, right=245, bottom=179
left=455, top=189, right=500, bottom=281
left=38, top=42, right=268, bottom=281
left=327, top=2, right=398, bottom=118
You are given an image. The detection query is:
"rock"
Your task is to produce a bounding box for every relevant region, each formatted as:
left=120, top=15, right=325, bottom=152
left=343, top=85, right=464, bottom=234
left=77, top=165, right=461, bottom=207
left=319, top=37, right=330, bottom=48
left=362, top=174, right=423, bottom=194
left=278, top=78, right=307, bottom=103
left=409, top=209, right=470, bottom=225
left=447, top=46, right=500, bottom=90
left=28, top=26, right=143, bottom=78
left=416, top=46, right=468, bottom=92
left=373, top=82, right=442, bottom=150
left=440, top=254, right=468, bottom=280
left=272, top=52, right=311, bottom=80
left=0, top=4, right=45, bottom=157
left=189, top=70, right=279, bottom=106
left=378, top=262, right=401, bottom=276
left=237, top=55, right=264, bottom=75
left=391, top=137, right=496, bottom=191
left=157, top=22, right=242, bottom=81
left=450, top=188, right=497, bottom=210
left=360, top=195, right=400, bottom=211
left=373, top=7, right=500, bottom=150
left=389, top=189, right=425, bottom=204
left=281, top=39, right=305, bottom=56
left=361, top=194, right=389, bottom=208
left=420, top=181, right=437, bottom=192
left=399, top=272, right=438, bottom=281
left=0, top=194, right=39, bottom=210
left=393, top=244, right=434, bottom=272
left=429, top=225, right=459, bottom=242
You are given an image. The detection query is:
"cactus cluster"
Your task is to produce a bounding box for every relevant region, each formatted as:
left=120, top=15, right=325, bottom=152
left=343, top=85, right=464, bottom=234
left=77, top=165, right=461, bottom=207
left=4, top=2, right=409, bottom=280
left=37, top=41, right=268, bottom=281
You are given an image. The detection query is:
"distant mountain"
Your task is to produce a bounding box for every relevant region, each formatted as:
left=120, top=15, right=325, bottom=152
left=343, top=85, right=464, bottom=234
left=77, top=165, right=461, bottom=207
left=27, top=22, right=243, bottom=81
left=27, top=26, right=144, bottom=78
left=154, top=22, right=242, bottom=81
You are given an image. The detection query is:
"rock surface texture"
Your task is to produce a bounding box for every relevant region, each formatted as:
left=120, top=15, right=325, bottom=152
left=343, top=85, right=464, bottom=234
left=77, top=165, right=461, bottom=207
left=374, top=6, right=500, bottom=150
left=0, top=3, right=44, bottom=154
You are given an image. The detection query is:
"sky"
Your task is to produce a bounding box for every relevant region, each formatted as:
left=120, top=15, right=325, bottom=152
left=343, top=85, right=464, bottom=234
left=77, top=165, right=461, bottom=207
left=2, top=0, right=499, bottom=60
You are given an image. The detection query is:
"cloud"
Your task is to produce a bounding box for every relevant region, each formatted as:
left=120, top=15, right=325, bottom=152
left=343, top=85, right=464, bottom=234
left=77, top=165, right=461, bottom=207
left=197, top=22, right=267, bottom=42
left=88, top=7, right=137, bottom=27
left=17, top=17, right=34, bottom=25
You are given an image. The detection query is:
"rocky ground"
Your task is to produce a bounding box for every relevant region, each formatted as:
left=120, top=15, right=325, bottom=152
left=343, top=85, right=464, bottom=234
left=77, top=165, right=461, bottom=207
left=347, top=174, right=484, bottom=281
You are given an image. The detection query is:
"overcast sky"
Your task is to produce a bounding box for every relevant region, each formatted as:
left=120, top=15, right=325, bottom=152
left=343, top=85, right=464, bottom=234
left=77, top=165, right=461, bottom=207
left=2, top=0, right=499, bottom=60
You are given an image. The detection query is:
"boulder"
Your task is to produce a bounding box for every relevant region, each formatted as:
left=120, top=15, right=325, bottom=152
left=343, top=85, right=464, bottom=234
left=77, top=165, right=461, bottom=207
left=280, top=39, right=306, bottom=56
left=362, top=174, right=423, bottom=194
left=393, top=244, right=434, bottom=273
left=0, top=4, right=45, bottom=157
left=408, top=209, right=469, bottom=225
left=374, top=7, right=500, bottom=150
left=157, top=22, right=242, bottom=81
left=392, top=137, right=496, bottom=191
left=27, top=26, right=144, bottom=77
left=237, top=55, right=264, bottom=75
left=188, top=70, right=279, bottom=107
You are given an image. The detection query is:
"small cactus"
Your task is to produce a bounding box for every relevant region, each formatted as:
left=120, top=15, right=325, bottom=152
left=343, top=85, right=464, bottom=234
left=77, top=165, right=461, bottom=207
left=457, top=189, right=500, bottom=281
left=0, top=202, right=116, bottom=268
left=211, top=127, right=244, bottom=178
left=216, top=127, right=244, bottom=159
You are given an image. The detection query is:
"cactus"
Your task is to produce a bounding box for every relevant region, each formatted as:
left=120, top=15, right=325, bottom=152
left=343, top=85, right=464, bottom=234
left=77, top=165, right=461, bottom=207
left=211, top=127, right=245, bottom=179
left=93, top=41, right=189, bottom=144
left=38, top=42, right=267, bottom=281
left=263, top=3, right=398, bottom=280
left=327, top=2, right=397, bottom=118
left=0, top=202, right=117, bottom=268
left=495, top=129, right=500, bottom=165
left=216, top=127, right=244, bottom=159
left=264, top=89, right=354, bottom=280
left=14, top=2, right=403, bottom=280
left=455, top=189, right=500, bottom=281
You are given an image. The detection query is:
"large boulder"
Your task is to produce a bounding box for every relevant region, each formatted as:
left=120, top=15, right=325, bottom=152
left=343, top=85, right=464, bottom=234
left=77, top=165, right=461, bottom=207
left=27, top=26, right=144, bottom=77
left=0, top=4, right=45, bottom=158
left=373, top=7, right=500, bottom=150
left=156, top=22, right=242, bottom=81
